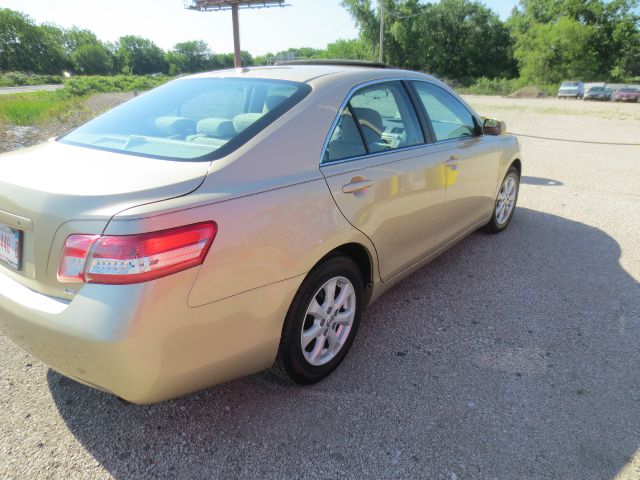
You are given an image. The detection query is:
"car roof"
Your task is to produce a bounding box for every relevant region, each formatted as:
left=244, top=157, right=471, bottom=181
left=184, top=64, right=434, bottom=85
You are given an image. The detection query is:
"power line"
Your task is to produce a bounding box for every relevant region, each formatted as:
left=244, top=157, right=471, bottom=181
left=382, top=4, right=430, bottom=19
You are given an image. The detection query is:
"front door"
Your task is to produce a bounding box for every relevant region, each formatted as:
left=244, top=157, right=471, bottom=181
left=410, top=81, right=501, bottom=243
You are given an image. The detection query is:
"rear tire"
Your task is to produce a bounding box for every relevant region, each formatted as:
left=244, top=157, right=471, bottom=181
left=272, top=255, right=364, bottom=384
left=483, top=166, right=520, bottom=234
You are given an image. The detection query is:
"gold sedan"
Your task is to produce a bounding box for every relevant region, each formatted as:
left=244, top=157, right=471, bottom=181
left=0, top=63, right=521, bottom=403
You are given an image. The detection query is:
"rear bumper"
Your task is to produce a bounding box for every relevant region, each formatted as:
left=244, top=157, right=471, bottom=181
left=0, top=269, right=302, bottom=403
left=558, top=92, right=579, bottom=97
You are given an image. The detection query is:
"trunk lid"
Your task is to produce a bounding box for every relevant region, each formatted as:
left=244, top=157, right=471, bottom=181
left=0, top=141, right=209, bottom=297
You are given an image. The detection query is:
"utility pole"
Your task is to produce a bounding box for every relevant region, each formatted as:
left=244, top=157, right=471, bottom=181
left=231, top=3, right=241, bottom=68
left=378, top=0, right=384, bottom=63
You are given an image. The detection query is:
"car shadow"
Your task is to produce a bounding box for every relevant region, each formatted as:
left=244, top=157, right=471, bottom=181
left=521, top=176, right=564, bottom=186
left=48, top=207, right=639, bottom=479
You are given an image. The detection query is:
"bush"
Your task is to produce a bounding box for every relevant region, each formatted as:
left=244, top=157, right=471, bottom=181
left=457, top=77, right=557, bottom=96
left=0, top=72, right=63, bottom=87
left=63, top=74, right=170, bottom=96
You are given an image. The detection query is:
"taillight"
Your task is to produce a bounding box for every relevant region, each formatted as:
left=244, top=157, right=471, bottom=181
left=57, top=222, right=217, bottom=285
left=57, top=234, right=100, bottom=283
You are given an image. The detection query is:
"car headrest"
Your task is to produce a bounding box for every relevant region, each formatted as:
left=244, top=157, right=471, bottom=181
left=338, top=111, right=362, bottom=144
left=154, top=116, right=195, bottom=136
left=353, top=107, right=383, bottom=136
left=197, top=118, right=236, bottom=138
left=265, top=95, right=288, bottom=111
left=233, top=113, right=263, bottom=133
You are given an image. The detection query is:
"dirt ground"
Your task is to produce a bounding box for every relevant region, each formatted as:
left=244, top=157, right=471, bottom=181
left=465, top=95, right=640, bottom=142
left=1, top=95, right=639, bottom=479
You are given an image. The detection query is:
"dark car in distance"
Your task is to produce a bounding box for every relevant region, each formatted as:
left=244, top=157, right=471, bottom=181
left=583, top=86, right=611, bottom=101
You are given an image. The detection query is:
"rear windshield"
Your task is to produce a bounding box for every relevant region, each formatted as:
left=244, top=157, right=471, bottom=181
left=60, top=78, right=310, bottom=161
left=561, top=82, right=579, bottom=87
left=589, top=87, right=604, bottom=92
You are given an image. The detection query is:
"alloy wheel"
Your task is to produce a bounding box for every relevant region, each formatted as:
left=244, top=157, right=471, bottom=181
left=495, top=174, right=518, bottom=226
left=300, top=276, right=356, bottom=366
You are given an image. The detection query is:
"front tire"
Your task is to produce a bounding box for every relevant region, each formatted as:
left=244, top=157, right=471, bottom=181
left=273, top=255, right=364, bottom=384
left=484, top=166, right=520, bottom=233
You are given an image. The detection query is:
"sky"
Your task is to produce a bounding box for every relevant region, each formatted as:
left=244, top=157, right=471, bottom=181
left=2, top=0, right=519, bottom=55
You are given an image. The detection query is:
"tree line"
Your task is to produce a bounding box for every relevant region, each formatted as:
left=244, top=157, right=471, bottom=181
left=341, top=0, right=639, bottom=84
left=0, top=9, right=255, bottom=76
left=1, top=0, right=639, bottom=85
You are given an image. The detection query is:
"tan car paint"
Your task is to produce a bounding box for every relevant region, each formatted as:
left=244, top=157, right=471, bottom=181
left=322, top=145, right=446, bottom=281
left=0, top=65, right=521, bottom=402
left=434, top=136, right=501, bottom=243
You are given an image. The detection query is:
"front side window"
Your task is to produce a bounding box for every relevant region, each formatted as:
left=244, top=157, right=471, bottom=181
left=323, top=81, right=424, bottom=163
left=411, top=82, right=478, bottom=142
left=60, top=78, right=309, bottom=161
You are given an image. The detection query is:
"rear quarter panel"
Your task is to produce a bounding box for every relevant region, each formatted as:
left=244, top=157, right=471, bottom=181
left=105, top=180, right=377, bottom=306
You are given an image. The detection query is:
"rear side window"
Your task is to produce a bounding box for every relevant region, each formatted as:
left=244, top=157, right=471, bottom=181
left=411, top=82, right=478, bottom=142
left=324, top=81, right=424, bottom=163
left=324, top=107, right=367, bottom=163
left=60, top=78, right=309, bottom=161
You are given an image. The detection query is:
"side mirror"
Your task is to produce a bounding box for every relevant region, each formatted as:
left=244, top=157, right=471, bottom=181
left=483, top=118, right=505, bottom=136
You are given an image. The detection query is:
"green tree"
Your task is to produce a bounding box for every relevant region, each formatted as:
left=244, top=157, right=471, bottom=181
left=341, top=0, right=517, bottom=82
left=71, top=44, right=113, bottom=74
left=62, top=27, right=99, bottom=53
left=0, top=9, right=67, bottom=74
left=116, top=35, right=167, bottom=74
left=62, top=27, right=114, bottom=74
left=318, top=38, right=374, bottom=60
left=509, top=0, right=640, bottom=81
left=166, top=40, right=212, bottom=74
left=36, top=23, right=69, bottom=73
left=514, top=17, right=599, bottom=83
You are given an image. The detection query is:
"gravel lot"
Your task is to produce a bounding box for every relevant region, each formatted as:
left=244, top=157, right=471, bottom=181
left=1, top=96, right=639, bottom=479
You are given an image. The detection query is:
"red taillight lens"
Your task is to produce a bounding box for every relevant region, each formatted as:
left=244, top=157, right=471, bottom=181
left=57, top=222, right=217, bottom=285
left=57, top=234, right=100, bottom=282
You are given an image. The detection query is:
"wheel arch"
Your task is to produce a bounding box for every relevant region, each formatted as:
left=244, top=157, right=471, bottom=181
left=510, top=158, right=522, bottom=176
left=316, top=242, right=375, bottom=307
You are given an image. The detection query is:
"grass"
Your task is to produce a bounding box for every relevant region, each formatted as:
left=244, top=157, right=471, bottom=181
left=0, top=91, right=84, bottom=126
left=0, top=75, right=170, bottom=127
left=456, top=77, right=558, bottom=96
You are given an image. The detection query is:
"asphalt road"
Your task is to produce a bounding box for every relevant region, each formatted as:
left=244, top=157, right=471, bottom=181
left=1, top=97, right=639, bottom=479
left=0, top=84, right=63, bottom=95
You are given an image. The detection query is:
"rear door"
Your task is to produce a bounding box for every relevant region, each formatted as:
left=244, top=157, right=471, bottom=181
left=320, top=80, right=446, bottom=282
left=409, top=81, right=501, bottom=244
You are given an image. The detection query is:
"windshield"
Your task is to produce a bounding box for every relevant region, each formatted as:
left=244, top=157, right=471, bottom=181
left=561, top=82, right=579, bottom=87
left=588, top=87, right=604, bottom=92
left=60, top=77, right=310, bottom=161
left=619, top=88, right=636, bottom=93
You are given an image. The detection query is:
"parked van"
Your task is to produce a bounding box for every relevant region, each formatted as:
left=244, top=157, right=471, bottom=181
left=557, top=81, right=584, bottom=99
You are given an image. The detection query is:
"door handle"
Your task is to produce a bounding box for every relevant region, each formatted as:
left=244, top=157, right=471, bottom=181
left=445, top=155, right=459, bottom=170
left=342, top=178, right=373, bottom=194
